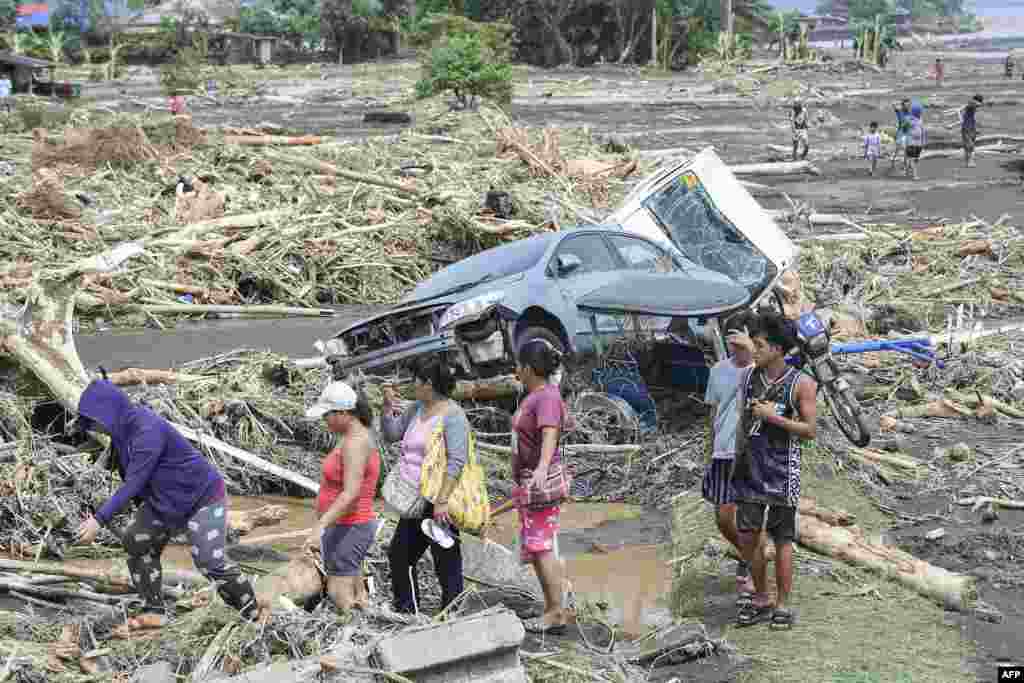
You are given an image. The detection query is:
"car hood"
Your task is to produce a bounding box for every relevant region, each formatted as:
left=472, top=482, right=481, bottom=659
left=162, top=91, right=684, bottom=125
left=334, top=275, right=522, bottom=337
left=609, top=147, right=798, bottom=307
left=576, top=271, right=749, bottom=318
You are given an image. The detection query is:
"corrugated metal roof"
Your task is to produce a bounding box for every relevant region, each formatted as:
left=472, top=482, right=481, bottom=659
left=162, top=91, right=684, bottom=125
left=0, top=51, right=55, bottom=68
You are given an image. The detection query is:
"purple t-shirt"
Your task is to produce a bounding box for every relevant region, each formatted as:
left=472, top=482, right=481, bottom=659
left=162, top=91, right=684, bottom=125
left=512, top=385, right=567, bottom=481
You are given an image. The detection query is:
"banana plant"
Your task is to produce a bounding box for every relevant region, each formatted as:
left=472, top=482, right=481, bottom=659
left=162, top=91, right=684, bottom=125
left=47, top=30, right=66, bottom=69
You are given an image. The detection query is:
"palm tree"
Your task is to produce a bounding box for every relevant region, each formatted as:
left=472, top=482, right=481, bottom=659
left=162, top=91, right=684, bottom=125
left=47, top=30, right=66, bottom=72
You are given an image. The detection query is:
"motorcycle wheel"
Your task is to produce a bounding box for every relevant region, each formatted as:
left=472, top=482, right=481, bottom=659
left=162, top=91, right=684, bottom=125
left=823, top=384, right=871, bottom=447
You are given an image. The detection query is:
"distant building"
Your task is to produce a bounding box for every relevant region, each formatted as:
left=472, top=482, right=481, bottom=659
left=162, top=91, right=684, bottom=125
left=805, top=14, right=853, bottom=43
left=0, top=52, right=56, bottom=94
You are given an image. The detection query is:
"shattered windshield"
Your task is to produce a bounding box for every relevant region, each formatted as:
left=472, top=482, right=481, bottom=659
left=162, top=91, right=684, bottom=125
left=642, top=171, right=774, bottom=297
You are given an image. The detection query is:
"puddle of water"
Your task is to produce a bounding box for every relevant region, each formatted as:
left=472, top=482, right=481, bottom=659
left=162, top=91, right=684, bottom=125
left=48, top=498, right=672, bottom=635
left=566, top=544, right=672, bottom=638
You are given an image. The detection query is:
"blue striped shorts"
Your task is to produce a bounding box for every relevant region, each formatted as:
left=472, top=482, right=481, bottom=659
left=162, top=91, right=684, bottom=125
left=702, top=459, right=737, bottom=506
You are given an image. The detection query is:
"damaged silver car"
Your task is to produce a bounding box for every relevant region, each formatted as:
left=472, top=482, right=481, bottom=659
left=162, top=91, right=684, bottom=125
left=321, top=148, right=798, bottom=380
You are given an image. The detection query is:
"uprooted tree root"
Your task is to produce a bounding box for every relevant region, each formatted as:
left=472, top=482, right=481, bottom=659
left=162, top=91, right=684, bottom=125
left=14, top=170, right=83, bottom=221
left=31, top=126, right=160, bottom=170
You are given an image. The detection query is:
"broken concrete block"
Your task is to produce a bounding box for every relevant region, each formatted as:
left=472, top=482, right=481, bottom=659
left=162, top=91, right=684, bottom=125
left=374, top=608, right=526, bottom=680
left=130, top=661, right=175, bottom=683
left=461, top=535, right=540, bottom=597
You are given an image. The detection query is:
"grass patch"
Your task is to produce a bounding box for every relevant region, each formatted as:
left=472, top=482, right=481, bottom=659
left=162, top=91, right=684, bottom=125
left=670, top=441, right=971, bottom=683
left=728, top=572, right=969, bottom=683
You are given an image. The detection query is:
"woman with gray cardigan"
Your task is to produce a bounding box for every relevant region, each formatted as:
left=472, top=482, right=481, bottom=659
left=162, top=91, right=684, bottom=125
left=381, top=357, right=471, bottom=613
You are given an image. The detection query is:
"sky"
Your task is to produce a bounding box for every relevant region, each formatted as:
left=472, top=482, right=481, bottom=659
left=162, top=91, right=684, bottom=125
left=768, top=0, right=1024, bottom=16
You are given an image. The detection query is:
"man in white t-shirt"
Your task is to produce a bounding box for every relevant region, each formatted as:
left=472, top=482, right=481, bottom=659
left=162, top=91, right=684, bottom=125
left=702, top=310, right=758, bottom=604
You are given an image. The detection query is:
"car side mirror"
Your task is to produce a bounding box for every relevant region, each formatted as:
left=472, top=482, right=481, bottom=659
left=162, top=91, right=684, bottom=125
left=556, top=254, right=583, bottom=277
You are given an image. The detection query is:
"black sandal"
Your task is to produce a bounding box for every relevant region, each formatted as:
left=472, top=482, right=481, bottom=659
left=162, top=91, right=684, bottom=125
left=770, top=608, right=794, bottom=630
left=736, top=603, right=773, bottom=627
left=736, top=591, right=754, bottom=607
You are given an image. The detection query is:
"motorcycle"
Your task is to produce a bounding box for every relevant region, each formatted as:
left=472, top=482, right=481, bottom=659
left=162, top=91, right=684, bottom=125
left=790, top=311, right=872, bottom=447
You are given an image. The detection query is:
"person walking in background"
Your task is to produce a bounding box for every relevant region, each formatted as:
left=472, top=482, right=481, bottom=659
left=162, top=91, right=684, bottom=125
left=960, top=94, right=983, bottom=169
left=790, top=101, right=810, bottom=161
left=733, top=313, right=818, bottom=631
left=491, top=340, right=571, bottom=635
left=1006, top=51, right=1015, bottom=79
left=381, top=358, right=472, bottom=615
left=863, top=121, right=883, bottom=176
left=906, top=101, right=926, bottom=180
left=304, top=382, right=381, bottom=612
left=890, top=99, right=911, bottom=173
left=702, top=311, right=759, bottom=607
left=933, top=57, right=944, bottom=87
left=0, top=75, right=11, bottom=114
left=74, top=380, right=266, bottom=634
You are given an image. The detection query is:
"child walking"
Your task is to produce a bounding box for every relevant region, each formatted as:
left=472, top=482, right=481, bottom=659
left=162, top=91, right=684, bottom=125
left=890, top=99, right=911, bottom=172
left=960, top=94, right=983, bottom=168
left=863, top=122, right=882, bottom=176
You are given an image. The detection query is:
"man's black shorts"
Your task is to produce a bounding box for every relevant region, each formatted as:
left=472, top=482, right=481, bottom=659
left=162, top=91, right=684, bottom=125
left=905, top=145, right=922, bottom=159
left=737, top=501, right=798, bottom=544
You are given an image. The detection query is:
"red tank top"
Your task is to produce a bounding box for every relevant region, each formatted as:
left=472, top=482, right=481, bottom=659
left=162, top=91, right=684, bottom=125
left=316, top=443, right=380, bottom=525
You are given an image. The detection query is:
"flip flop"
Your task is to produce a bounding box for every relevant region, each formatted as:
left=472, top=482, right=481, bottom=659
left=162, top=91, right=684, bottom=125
left=523, top=617, right=567, bottom=636
left=770, top=607, right=795, bottom=631
left=736, top=603, right=773, bottom=628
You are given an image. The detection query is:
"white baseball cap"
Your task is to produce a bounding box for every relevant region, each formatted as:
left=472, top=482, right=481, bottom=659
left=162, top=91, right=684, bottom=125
left=305, top=382, right=358, bottom=418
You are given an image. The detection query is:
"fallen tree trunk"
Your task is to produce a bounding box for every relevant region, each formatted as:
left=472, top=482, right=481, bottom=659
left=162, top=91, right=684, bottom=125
left=848, top=447, right=923, bottom=473
left=798, top=497, right=855, bottom=526
left=673, top=493, right=975, bottom=611
left=797, top=514, right=977, bottom=611
left=223, top=135, right=323, bottom=146
left=264, top=151, right=423, bottom=197
left=730, top=161, right=821, bottom=176
left=0, top=559, right=206, bottom=589
left=955, top=496, right=1024, bottom=510
left=145, top=210, right=289, bottom=249
left=106, top=368, right=207, bottom=386
left=173, top=423, right=320, bottom=494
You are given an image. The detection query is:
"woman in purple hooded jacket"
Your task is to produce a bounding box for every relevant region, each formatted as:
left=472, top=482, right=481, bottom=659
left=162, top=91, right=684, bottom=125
left=75, top=380, right=265, bottom=634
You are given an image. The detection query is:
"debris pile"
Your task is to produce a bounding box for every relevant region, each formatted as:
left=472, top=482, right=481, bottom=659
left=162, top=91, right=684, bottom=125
left=1, top=99, right=636, bottom=329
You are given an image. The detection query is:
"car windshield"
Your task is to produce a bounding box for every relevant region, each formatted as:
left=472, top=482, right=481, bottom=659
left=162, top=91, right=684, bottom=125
left=643, top=172, right=775, bottom=296
left=403, top=234, right=553, bottom=302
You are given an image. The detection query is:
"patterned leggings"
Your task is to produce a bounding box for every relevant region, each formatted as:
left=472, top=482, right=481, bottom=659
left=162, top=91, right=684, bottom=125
left=123, top=501, right=258, bottom=618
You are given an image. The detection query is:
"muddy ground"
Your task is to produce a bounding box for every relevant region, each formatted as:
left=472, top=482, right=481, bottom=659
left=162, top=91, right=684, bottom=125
left=54, top=47, right=1024, bottom=681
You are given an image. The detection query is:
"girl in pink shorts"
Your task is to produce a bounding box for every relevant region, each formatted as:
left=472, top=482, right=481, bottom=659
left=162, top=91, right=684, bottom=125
left=490, top=339, right=570, bottom=635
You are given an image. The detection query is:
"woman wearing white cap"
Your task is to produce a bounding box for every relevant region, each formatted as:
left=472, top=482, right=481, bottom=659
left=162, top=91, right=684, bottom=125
left=304, top=381, right=381, bottom=611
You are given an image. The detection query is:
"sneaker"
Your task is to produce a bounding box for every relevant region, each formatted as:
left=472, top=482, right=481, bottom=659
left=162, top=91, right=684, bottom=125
left=421, top=519, right=455, bottom=549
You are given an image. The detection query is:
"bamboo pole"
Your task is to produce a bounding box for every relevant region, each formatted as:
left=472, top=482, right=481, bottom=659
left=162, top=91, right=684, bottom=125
left=0, top=559, right=206, bottom=588
left=264, top=151, right=423, bottom=196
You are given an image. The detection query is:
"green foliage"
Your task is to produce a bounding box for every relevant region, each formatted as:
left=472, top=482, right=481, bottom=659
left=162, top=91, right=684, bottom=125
left=414, top=31, right=512, bottom=109
left=0, top=0, right=16, bottom=31
left=159, top=46, right=205, bottom=96
left=408, top=13, right=513, bottom=62
left=352, top=0, right=383, bottom=16
left=239, top=0, right=320, bottom=45
left=823, top=0, right=970, bottom=20
left=768, top=9, right=802, bottom=36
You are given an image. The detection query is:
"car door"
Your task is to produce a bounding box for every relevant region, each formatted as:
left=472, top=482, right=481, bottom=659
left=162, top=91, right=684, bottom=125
left=548, top=233, right=621, bottom=351
left=605, top=234, right=678, bottom=334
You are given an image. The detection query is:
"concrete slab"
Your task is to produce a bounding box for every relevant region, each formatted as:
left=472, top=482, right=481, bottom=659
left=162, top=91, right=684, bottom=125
left=374, top=608, right=525, bottom=677
left=130, top=661, right=175, bottom=683
left=460, top=535, right=540, bottom=597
